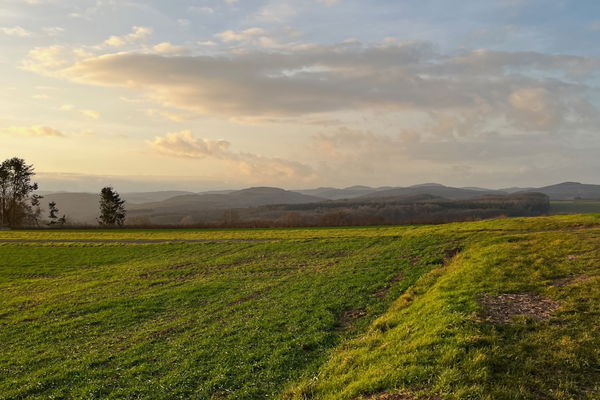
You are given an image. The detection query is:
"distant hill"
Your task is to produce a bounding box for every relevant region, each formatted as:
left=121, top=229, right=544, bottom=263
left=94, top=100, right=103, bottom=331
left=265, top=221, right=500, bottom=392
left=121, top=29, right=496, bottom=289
left=39, top=193, right=99, bottom=223
left=296, top=186, right=379, bottom=200
left=127, top=187, right=325, bottom=224
left=136, top=187, right=323, bottom=209
left=122, top=191, right=195, bottom=204
left=359, top=184, right=506, bottom=200
left=35, top=182, right=600, bottom=225
left=500, top=187, right=536, bottom=194
left=519, top=182, right=600, bottom=200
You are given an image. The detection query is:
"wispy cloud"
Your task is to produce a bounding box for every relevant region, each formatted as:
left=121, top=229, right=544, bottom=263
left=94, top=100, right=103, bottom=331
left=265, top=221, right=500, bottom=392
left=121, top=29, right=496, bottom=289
left=1, top=125, right=66, bottom=137
left=149, top=130, right=314, bottom=182
left=80, top=109, right=101, bottom=119
left=1, top=26, right=32, bottom=37
left=32, top=41, right=595, bottom=140
left=102, top=26, right=153, bottom=48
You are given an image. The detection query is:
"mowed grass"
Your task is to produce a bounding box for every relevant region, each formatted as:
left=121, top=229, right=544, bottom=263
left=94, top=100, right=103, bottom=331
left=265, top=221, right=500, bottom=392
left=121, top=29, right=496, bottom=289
left=1, top=214, right=599, bottom=399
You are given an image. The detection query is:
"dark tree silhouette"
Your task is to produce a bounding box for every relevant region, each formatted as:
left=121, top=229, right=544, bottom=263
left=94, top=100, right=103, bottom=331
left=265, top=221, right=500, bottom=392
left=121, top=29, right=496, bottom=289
left=48, top=201, right=59, bottom=225
left=98, top=187, right=126, bottom=227
left=29, top=193, right=44, bottom=226
left=0, top=158, right=39, bottom=227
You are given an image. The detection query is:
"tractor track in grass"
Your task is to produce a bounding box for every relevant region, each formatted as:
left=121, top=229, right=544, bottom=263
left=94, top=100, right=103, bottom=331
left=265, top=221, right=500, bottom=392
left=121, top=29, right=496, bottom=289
left=0, top=238, right=280, bottom=244
left=0, top=223, right=598, bottom=245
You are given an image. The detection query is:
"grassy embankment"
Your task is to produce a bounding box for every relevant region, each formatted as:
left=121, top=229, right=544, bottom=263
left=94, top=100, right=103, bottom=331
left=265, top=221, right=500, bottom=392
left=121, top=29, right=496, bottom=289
left=1, top=214, right=599, bottom=399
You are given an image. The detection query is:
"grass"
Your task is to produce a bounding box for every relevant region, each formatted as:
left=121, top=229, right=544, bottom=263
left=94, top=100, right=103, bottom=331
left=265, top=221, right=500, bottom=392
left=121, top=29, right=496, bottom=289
left=1, top=214, right=599, bottom=399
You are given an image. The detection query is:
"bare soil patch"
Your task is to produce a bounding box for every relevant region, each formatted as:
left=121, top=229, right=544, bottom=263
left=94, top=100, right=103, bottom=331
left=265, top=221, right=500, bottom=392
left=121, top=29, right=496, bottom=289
left=479, top=293, right=559, bottom=324
left=443, top=247, right=463, bottom=263
left=338, top=308, right=367, bottom=329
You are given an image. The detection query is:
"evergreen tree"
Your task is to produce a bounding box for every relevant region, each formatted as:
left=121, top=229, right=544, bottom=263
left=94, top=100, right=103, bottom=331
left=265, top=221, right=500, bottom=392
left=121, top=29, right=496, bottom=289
left=48, top=201, right=59, bottom=225
left=29, top=193, right=44, bottom=226
left=98, top=187, right=126, bottom=227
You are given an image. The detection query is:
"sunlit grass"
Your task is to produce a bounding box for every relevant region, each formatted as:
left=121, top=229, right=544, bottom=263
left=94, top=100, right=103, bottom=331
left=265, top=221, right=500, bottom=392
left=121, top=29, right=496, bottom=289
left=1, top=215, right=599, bottom=399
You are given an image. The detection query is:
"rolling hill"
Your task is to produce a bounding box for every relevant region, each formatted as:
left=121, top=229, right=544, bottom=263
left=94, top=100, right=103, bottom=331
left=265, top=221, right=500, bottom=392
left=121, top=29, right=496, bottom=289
left=521, top=182, right=600, bottom=200
left=126, top=187, right=325, bottom=224
left=36, top=182, right=600, bottom=225
left=295, top=186, right=380, bottom=200
left=359, top=183, right=506, bottom=200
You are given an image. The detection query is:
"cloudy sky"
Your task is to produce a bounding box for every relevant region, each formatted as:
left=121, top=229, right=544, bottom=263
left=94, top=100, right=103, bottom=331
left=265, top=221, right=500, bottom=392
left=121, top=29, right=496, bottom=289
left=1, top=0, right=599, bottom=191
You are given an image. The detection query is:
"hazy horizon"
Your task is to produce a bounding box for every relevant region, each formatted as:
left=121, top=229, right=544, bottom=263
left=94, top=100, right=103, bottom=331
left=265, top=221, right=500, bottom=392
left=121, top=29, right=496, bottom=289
left=32, top=174, right=599, bottom=194
left=2, top=0, right=600, bottom=189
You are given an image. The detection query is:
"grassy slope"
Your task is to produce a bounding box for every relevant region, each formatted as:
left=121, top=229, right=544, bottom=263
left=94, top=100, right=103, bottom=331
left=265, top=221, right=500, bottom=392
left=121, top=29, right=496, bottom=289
left=287, top=218, right=600, bottom=399
left=1, top=214, right=599, bottom=399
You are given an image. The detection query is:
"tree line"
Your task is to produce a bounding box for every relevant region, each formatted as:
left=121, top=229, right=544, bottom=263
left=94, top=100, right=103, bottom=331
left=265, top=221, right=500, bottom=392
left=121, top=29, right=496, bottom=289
left=0, top=158, right=126, bottom=228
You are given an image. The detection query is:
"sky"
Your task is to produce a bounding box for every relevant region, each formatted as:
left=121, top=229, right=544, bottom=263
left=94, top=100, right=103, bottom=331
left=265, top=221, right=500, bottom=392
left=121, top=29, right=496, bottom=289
left=1, top=0, right=600, bottom=192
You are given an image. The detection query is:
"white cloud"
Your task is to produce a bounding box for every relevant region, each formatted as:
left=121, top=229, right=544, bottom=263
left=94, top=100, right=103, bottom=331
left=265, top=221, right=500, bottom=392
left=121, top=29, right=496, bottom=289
left=509, top=88, right=561, bottom=130
left=21, top=45, right=73, bottom=73
left=1, top=125, right=66, bottom=137
left=1, top=26, right=32, bottom=37
left=216, top=28, right=268, bottom=42
left=42, top=26, right=64, bottom=36
left=149, top=130, right=314, bottom=182
left=149, top=130, right=230, bottom=158
left=150, top=42, right=188, bottom=55
left=42, top=42, right=596, bottom=135
left=102, top=26, right=153, bottom=48
left=80, top=109, right=101, bottom=119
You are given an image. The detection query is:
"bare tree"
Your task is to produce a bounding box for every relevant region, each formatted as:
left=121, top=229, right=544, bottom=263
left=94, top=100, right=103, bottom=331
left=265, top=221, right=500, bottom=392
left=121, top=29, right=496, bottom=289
left=0, top=158, right=39, bottom=228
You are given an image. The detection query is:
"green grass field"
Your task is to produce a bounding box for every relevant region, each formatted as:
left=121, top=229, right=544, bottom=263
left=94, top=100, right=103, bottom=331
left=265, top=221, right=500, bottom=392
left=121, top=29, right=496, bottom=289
left=1, top=215, right=599, bottom=399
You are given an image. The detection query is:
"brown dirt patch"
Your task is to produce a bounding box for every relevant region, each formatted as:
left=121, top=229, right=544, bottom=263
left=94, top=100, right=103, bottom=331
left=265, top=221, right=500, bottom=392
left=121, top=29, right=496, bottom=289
left=552, top=274, right=592, bottom=287
left=443, top=247, right=463, bottom=263
left=338, top=308, right=367, bottom=329
left=479, top=293, right=559, bottom=324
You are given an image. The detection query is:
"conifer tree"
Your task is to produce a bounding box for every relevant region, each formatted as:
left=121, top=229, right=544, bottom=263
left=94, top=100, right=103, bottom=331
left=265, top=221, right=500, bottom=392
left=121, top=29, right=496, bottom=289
left=98, top=187, right=126, bottom=227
